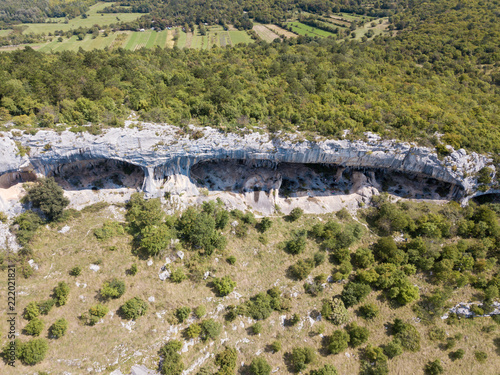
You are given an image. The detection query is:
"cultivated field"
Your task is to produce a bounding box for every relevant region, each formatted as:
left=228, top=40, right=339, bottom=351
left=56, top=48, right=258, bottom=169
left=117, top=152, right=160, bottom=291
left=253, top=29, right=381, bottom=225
left=265, top=24, right=298, bottom=38
left=286, top=22, right=336, bottom=38
left=175, top=26, right=253, bottom=49
left=252, top=24, right=280, bottom=42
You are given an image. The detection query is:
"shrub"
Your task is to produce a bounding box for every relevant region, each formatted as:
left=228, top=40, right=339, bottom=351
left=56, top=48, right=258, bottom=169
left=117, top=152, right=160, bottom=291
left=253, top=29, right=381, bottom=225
left=450, top=349, right=465, bottom=360
left=38, top=299, right=55, bottom=315
left=120, top=297, right=148, bottom=319
left=285, top=234, right=307, bottom=255
left=313, top=251, right=326, bottom=266
left=100, top=278, right=126, bottom=299
left=321, top=297, right=349, bottom=325
left=129, top=263, right=138, bottom=275
left=393, top=320, right=421, bottom=352
left=185, top=323, right=202, bottom=338
left=258, top=217, right=272, bottom=233
left=474, top=350, right=487, bottom=363
left=93, top=220, right=124, bottom=241
left=288, top=208, right=304, bottom=222
left=212, top=276, right=236, bottom=296
left=84, top=304, right=109, bottom=325
left=195, top=305, right=206, bottom=318
left=328, top=330, right=350, bottom=354
left=341, top=282, right=372, bottom=308
left=53, top=281, right=70, bottom=306
left=160, top=340, right=184, bottom=375
left=359, top=303, right=379, bottom=320
left=383, top=339, right=403, bottom=358
left=24, top=317, right=44, bottom=336
left=361, top=345, right=389, bottom=375
left=428, top=327, right=446, bottom=341
left=250, top=357, right=271, bottom=375
left=270, top=340, right=281, bottom=352
left=24, top=177, right=69, bottom=221
left=290, top=313, right=300, bottom=326
left=289, top=258, right=314, bottom=280
left=175, top=307, right=191, bottom=323
left=18, top=338, right=48, bottom=365
left=215, top=347, right=237, bottom=374
left=477, top=167, right=493, bottom=184
left=424, top=359, right=444, bottom=375
left=200, top=319, right=221, bottom=340
left=251, top=322, right=263, bottom=335
left=346, top=323, right=369, bottom=347
left=69, top=266, right=82, bottom=276
left=24, top=301, right=40, bottom=320
left=244, top=292, right=282, bottom=320
left=12, top=210, right=43, bottom=247
left=139, top=224, right=173, bottom=256
left=353, top=248, right=375, bottom=269
left=309, top=365, right=339, bottom=375
left=388, top=280, right=420, bottom=306
left=227, top=255, right=236, bottom=265
left=171, top=268, right=187, bottom=283
left=291, top=346, right=315, bottom=372
left=49, top=318, right=68, bottom=338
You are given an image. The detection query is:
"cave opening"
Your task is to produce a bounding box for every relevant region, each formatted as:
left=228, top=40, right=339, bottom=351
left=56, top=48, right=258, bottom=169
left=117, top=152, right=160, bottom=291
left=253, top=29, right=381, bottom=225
left=0, top=171, right=37, bottom=189
left=48, top=159, right=144, bottom=191
left=189, top=159, right=459, bottom=200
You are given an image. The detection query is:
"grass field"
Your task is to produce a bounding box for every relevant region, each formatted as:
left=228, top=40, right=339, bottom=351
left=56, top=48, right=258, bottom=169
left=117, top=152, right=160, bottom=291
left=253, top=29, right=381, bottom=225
left=286, top=22, right=336, bottom=38
left=0, top=29, right=11, bottom=37
left=174, top=26, right=253, bottom=49
left=20, top=2, right=144, bottom=35
left=252, top=24, right=280, bottom=42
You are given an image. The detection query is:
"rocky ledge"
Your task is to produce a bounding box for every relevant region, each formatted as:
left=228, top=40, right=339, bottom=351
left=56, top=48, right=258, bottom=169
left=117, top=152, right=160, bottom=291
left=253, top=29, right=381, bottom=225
left=0, top=122, right=495, bottom=205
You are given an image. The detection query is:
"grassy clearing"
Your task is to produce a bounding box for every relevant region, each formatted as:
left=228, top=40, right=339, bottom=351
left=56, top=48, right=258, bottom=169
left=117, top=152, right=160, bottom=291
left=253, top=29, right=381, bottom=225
left=287, top=22, right=336, bottom=38
left=265, top=24, right=298, bottom=38
left=253, top=24, right=280, bottom=42
left=0, top=29, right=12, bottom=37
left=21, top=2, right=144, bottom=35
left=175, top=29, right=187, bottom=48
left=228, top=30, right=253, bottom=45
left=352, top=18, right=390, bottom=40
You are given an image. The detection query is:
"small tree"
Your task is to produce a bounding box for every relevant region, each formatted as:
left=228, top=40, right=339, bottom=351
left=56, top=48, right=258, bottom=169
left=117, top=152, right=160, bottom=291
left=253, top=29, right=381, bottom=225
left=18, top=338, right=48, bottom=365
left=49, top=318, right=68, bottom=338
left=291, top=346, right=315, bottom=372
left=160, top=340, right=184, bottom=375
left=175, top=306, right=191, bottom=323
left=359, top=303, right=379, bottom=320
left=25, top=177, right=69, bottom=221
left=383, top=339, right=403, bottom=358
left=171, top=268, right=187, bottom=283
left=185, top=323, right=202, bottom=338
left=24, top=301, right=40, bottom=320
left=258, top=217, right=272, bottom=233
left=84, top=304, right=109, bottom=326
left=309, top=365, right=339, bottom=375
left=270, top=340, right=281, bottom=352
left=250, top=357, right=271, bottom=375
left=24, top=317, right=44, bottom=336
left=328, top=330, right=350, bottom=354
left=474, top=350, right=487, bottom=363
left=215, top=347, right=238, bottom=374
left=424, top=359, right=444, bottom=375
left=53, top=281, right=70, bottom=306
left=69, top=266, right=82, bottom=276
left=200, top=319, right=221, bottom=341
left=251, top=322, right=263, bottom=335
left=341, top=282, right=372, bottom=308
left=100, top=278, right=126, bottom=299
left=120, top=297, right=148, bottom=319
left=346, top=323, right=369, bottom=347
left=288, top=208, right=304, bottom=222
left=321, top=298, right=349, bottom=325
left=212, top=276, right=236, bottom=296
left=194, top=305, right=206, bottom=318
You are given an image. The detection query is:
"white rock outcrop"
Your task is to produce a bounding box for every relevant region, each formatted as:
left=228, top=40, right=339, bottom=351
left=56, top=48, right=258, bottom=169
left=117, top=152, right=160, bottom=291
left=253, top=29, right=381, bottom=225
left=0, top=123, right=493, bottom=204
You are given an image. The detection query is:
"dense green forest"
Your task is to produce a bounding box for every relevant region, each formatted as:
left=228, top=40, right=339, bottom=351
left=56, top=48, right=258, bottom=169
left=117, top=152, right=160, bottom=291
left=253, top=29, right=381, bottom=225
left=0, top=0, right=498, bottom=154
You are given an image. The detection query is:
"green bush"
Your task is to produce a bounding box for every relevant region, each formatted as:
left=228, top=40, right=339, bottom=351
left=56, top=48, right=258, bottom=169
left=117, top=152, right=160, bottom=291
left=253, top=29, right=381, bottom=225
left=321, top=297, right=349, bottom=325
left=129, top=263, right=138, bottom=275
left=195, top=305, right=206, bottom=318
left=171, top=268, right=187, bottom=283
left=249, top=357, right=271, bottom=375
left=424, top=359, right=444, bottom=375
left=313, top=251, right=326, bottom=266
left=428, top=327, right=446, bottom=341
left=13, top=210, right=43, bottom=247
left=270, top=340, right=281, bottom=352
left=160, top=340, right=184, bottom=375
left=84, top=304, right=109, bottom=326
left=200, top=318, right=221, bottom=340
left=53, top=281, right=70, bottom=306
left=175, top=306, right=191, bottom=323
left=361, top=345, right=389, bottom=375
left=353, top=247, right=375, bottom=269
left=226, top=255, right=236, bottom=265
left=24, top=317, right=44, bottom=336
left=49, top=318, right=68, bottom=338
left=258, top=217, right=272, bottom=233
left=185, top=323, right=202, bottom=338
left=251, top=322, right=263, bottom=335
left=24, top=177, right=69, bottom=221
left=139, top=224, right=174, bottom=256
left=215, top=346, right=237, bottom=374
left=450, top=349, right=465, bottom=360
left=212, top=276, right=236, bottom=296
left=291, top=346, right=315, bottom=372
left=18, top=338, right=48, bottom=365
left=373, top=236, right=407, bottom=265
left=289, top=258, right=314, bottom=280
left=383, top=339, right=403, bottom=359
left=23, top=301, right=40, bottom=320
left=290, top=313, right=300, bottom=326
left=393, top=319, right=421, bottom=352
left=309, top=365, right=339, bottom=375
left=93, top=220, right=125, bottom=241
left=474, top=350, right=487, bottom=363
left=328, top=330, right=350, bottom=354
left=359, top=303, right=379, bottom=320
left=120, top=297, right=148, bottom=319
left=288, top=208, right=304, bottom=222
left=285, top=234, right=307, bottom=255
left=341, top=282, right=372, bottom=308
left=126, top=193, right=165, bottom=233
left=346, top=323, right=369, bottom=347
left=100, top=278, right=126, bottom=299
left=69, top=266, right=82, bottom=276
left=38, top=299, right=55, bottom=315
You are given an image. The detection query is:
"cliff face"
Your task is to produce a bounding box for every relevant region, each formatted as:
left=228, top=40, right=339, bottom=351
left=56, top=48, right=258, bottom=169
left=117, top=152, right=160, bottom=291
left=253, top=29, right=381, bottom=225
left=0, top=123, right=493, bottom=203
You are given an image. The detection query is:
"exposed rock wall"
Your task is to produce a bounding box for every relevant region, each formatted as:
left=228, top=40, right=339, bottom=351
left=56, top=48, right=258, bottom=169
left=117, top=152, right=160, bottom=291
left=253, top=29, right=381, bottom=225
left=0, top=123, right=493, bottom=203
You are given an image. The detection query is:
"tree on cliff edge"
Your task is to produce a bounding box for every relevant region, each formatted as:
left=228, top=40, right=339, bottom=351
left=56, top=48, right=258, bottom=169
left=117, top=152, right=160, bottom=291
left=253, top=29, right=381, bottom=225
left=24, top=177, right=69, bottom=221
